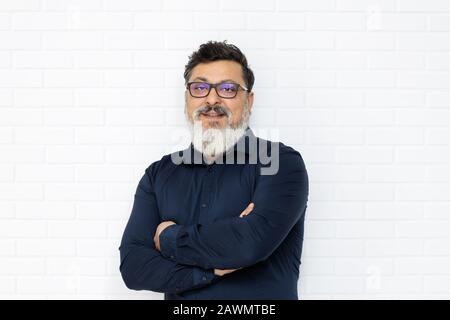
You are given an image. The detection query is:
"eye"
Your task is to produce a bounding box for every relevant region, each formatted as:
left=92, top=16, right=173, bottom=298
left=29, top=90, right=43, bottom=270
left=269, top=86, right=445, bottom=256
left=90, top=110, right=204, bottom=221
left=219, top=83, right=238, bottom=92
left=192, top=83, right=209, bottom=92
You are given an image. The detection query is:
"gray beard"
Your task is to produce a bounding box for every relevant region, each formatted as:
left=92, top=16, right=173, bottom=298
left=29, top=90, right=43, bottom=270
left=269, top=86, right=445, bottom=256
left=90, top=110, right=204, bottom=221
left=185, top=104, right=251, bottom=160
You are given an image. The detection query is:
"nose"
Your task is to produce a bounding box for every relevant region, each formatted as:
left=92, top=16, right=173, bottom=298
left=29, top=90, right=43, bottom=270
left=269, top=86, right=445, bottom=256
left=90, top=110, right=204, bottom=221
left=204, top=87, right=222, bottom=106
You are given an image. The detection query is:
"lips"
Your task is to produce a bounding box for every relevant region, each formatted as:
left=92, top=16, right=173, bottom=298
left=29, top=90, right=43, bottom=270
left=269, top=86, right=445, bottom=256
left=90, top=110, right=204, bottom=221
left=201, top=112, right=225, bottom=118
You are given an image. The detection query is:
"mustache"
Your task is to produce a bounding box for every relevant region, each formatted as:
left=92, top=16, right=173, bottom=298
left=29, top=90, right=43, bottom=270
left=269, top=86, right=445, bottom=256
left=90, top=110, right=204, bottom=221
left=193, top=105, right=231, bottom=118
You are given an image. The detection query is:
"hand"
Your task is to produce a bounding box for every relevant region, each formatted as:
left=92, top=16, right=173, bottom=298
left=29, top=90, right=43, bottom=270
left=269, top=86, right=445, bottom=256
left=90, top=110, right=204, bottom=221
left=214, top=267, right=242, bottom=277
left=153, top=221, right=176, bottom=251
left=239, top=202, right=254, bottom=218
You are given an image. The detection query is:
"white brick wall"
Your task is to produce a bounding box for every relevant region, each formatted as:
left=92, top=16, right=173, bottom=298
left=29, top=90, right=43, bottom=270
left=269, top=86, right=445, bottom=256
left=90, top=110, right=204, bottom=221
left=1, top=0, right=449, bottom=299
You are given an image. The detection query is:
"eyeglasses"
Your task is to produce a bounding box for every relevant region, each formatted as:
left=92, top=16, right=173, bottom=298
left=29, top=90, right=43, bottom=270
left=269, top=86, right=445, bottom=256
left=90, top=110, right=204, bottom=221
left=186, top=81, right=249, bottom=99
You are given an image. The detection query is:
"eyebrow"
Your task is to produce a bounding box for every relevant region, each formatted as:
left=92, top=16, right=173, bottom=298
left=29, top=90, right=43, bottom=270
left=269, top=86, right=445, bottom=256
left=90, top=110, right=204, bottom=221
left=191, top=77, right=238, bottom=83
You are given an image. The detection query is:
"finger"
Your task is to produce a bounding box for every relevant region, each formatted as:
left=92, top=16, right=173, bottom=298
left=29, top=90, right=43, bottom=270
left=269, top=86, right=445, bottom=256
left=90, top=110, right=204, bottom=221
left=239, top=203, right=254, bottom=217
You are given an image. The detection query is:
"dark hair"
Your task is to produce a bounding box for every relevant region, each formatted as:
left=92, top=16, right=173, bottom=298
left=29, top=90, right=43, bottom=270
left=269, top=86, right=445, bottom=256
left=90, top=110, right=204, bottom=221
left=184, top=40, right=255, bottom=92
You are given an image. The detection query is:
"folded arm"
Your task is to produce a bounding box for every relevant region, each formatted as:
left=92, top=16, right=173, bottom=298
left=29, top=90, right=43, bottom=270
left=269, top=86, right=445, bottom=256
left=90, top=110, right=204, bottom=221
left=119, top=167, right=220, bottom=294
left=158, top=148, right=309, bottom=270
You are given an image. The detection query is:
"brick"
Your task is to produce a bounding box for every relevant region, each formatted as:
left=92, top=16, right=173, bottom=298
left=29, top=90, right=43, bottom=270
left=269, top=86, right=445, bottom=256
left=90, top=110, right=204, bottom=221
left=306, top=13, right=365, bottom=30
left=46, top=146, right=103, bottom=164
left=334, top=258, right=393, bottom=275
left=0, top=70, right=42, bottom=87
left=194, top=13, right=245, bottom=30
left=278, top=0, right=335, bottom=11
left=303, top=276, right=364, bottom=294
left=303, top=239, right=364, bottom=257
left=396, top=258, right=450, bottom=275
left=44, top=70, right=103, bottom=88
left=17, top=239, right=76, bottom=256
left=15, top=127, right=74, bottom=145
left=427, top=53, right=450, bottom=70
left=220, top=0, right=274, bottom=11
left=429, top=15, right=450, bottom=31
left=398, top=71, right=450, bottom=89
left=306, top=202, right=364, bottom=220
left=0, top=128, right=13, bottom=144
left=0, top=146, right=45, bottom=163
left=336, top=32, right=395, bottom=50
left=46, top=258, right=106, bottom=275
left=43, top=31, right=103, bottom=50
left=365, top=202, right=424, bottom=220
left=365, top=128, right=424, bottom=145
left=45, top=183, right=103, bottom=201
left=135, top=13, right=193, bottom=30
left=0, top=183, right=43, bottom=201
left=72, top=13, right=133, bottom=30
left=75, top=165, right=133, bottom=182
left=336, top=221, right=395, bottom=238
left=12, top=13, right=69, bottom=30
left=77, top=202, right=130, bottom=220
left=15, top=164, right=73, bottom=182
left=397, top=0, right=450, bottom=12
left=14, top=89, right=73, bottom=106
left=276, top=108, right=335, bottom=126
left=424, top=203, right=450, bottom=219
left=365, top=239, right=423, bottom=257
left=16, top=202, right=75, bottom=219
left=44, top=108, right=103, bottom=126
left=336, top=0, right=395, bottom=11
left=424, top=239, right=450, bottom=255
left=105, top=32, right=164, bottom=50
left=248, top=13, right=305, bottom=30
left=77, top=240, right=118, bottom=258
left=335, top=183, right=395, bottom=200
left=306, top=128, right=364, bottom=145
left=74, top=51, right=133, bottom=69
left=17, top=277, right=76, bottom=294
left=396, top=221, right=450, bottom=237
left=396, top=184, right=450, bottom=201
left=0, top=202, right=14, bottom=218
left=397, top=146, right=450, bottom=163
left=0, top=258, right=45, bottom=275
left=75, top=127, right=133, bottom=145
left=0, top=278, right=15, bottom=294
left=424, top=277, right=450, bottom=293
left=337, top=71, right=395, bottom=88
left=306, top=90, right=363, bottom=107
left=277, top=31, right=335, bottom=49
left=106, top=108, right=165, bottom=126
left=307, top=52, right=366, bottom=69
left=0, top=240, right=15, bottom=256
left=48, top=221, right=107, bottom=238
left=104, top=0, right=163, bottom=11
left=104, top=70, right=165, bottom=88
left=0, top=0, right=40, bottom=11
left=0, top=220, right=46, bottom=237
left=368, top=52, right=425, bottom=69
left=366, top=90, right=425, bottom=107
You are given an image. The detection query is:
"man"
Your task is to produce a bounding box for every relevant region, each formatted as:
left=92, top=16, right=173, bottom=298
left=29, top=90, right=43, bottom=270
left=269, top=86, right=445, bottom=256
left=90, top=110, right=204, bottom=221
left=119, top=41, right=309, bottom=300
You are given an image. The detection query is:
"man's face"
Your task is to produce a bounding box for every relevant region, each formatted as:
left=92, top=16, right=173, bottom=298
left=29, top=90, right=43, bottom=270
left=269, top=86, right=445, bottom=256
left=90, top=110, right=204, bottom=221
left=185, top=60, right=254, bottom=130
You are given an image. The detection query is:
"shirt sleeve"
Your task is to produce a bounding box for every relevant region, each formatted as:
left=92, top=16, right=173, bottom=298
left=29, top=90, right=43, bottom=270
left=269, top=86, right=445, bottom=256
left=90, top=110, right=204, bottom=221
left=159, top=147, right=309, bottom=270
left=119, top=164, right=220, bottom=294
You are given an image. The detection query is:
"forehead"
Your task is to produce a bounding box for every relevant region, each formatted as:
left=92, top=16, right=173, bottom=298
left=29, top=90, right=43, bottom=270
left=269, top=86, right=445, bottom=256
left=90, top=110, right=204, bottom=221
left=189, top=60, right=244, bottom=83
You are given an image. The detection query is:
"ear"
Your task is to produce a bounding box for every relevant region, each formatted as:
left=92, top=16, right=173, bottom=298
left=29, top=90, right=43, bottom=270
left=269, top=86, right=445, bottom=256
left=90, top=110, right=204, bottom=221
left=247, top=91, right=254, bottom=113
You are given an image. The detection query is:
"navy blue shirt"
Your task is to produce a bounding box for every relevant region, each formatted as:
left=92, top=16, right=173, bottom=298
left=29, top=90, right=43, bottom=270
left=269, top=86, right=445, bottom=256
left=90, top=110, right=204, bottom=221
left=119, top=127, right=309, bottom=300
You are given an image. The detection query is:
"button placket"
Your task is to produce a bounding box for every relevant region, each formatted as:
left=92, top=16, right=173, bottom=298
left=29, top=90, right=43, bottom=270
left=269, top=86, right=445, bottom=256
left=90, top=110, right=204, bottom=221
left=198, top=165, right=214, bottom=223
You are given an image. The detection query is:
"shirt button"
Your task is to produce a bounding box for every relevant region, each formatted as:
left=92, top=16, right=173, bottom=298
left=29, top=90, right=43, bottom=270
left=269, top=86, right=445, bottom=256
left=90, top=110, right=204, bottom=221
left=170, top=255, right=174, bottom=259
left=201, top=203, right=206, bottom=208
